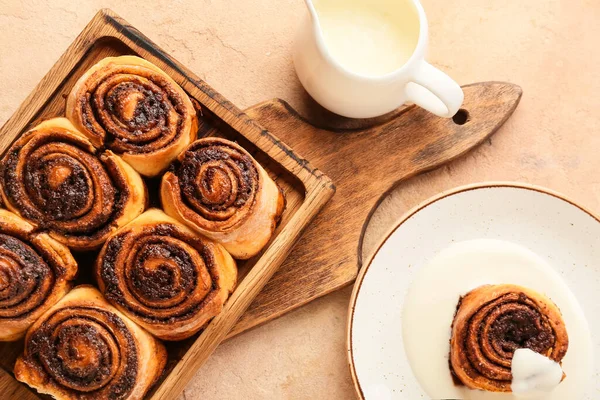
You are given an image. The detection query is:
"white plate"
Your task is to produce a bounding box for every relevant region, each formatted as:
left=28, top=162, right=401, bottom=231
left=347, top=183, right=600, bottom=400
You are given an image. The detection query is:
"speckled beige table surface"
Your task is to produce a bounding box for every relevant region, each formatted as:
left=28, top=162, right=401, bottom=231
left=1, top=0, right=599, bottom=399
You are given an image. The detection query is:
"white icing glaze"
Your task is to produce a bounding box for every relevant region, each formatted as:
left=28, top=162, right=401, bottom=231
left=402, top=239, right=592, bottom=399
left=511, top=348, right=563, bottom=398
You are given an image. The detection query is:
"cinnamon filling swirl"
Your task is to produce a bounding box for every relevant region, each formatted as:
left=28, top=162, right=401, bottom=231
left=450, top=284, right=569, bottom=392
left=67, top=56, right=198, bottom=177
left=96, top=209, right=237, bottom=340
left=0, top=118, right=146, bottom=251
left=14, top=286, right=166, bottom=400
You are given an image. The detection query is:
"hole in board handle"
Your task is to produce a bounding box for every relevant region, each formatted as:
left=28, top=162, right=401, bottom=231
left=452, top=109, right=470, bottom=125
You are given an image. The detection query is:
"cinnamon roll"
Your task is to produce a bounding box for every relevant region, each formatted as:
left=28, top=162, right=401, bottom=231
left=161, top=137, right=285, bottom=259
left=95, top=208, right=237, bottom=341
left=0, top=118, right=146, bottom=251
left=0, top=209, right=77, bottom=341
left=66, top=55, right=198, bottom=177
left=450, top=284, right=569, bottom=392
left=14, top=285, right=166, bottom=400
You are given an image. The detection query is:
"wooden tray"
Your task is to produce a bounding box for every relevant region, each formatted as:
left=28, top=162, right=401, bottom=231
left=0, top=9, right=334, bottom=400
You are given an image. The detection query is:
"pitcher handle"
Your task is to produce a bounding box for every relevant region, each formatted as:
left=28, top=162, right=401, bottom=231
left=405, top=61, right=464, bottom=118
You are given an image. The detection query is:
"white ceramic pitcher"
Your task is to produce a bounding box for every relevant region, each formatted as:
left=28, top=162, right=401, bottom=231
left=293, top=0, right=464, bottom=119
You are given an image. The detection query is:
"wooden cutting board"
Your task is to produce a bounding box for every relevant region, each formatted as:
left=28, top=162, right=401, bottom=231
left=230, top=81, right=522, bottom=337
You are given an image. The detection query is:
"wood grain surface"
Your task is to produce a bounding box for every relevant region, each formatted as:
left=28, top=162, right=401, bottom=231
left=0, top=369, right=39, bottom=400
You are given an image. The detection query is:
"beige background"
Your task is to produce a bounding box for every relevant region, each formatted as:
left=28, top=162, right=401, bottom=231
left=1, top=0, right=599, bottom=398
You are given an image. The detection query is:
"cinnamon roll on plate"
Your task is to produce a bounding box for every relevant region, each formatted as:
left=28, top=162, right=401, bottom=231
left=0, top=118, right=146, bottom=251
left=348, top=184, right=598, bottom=400
left=450, top=284, right=569, bottom=392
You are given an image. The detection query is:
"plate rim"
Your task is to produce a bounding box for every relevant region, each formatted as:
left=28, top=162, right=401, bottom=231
left=346, top=181, right=600, bottom=399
